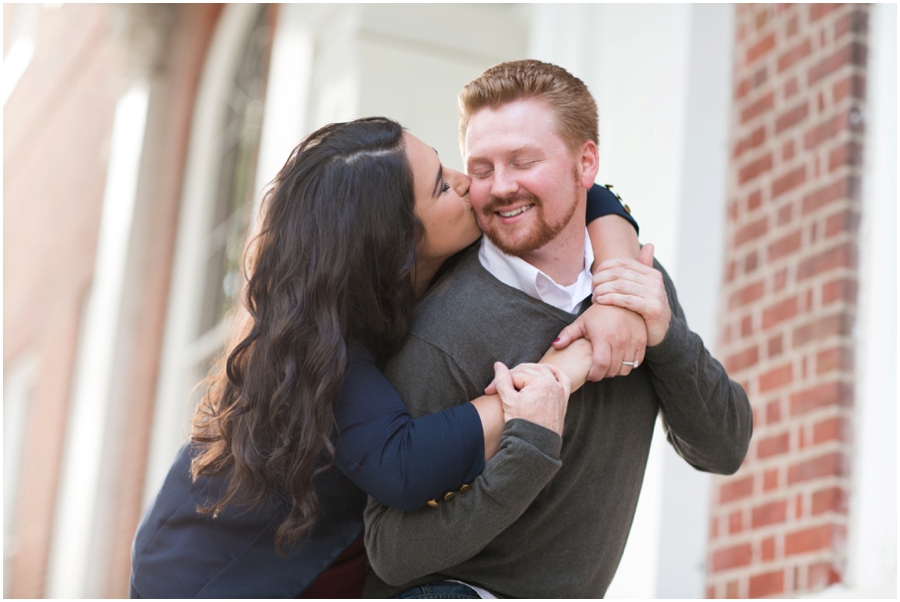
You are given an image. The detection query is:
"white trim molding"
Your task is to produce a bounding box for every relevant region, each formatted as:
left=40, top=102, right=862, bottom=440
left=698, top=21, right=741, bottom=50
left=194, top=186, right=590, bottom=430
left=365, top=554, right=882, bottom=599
left=845, top=2, right=897, bottom=597
left=46, top=81, right=150, bottom=598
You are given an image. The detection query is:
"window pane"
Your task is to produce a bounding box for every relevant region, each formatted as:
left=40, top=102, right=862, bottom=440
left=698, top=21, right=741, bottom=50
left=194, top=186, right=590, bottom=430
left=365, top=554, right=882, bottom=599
left=198, top=6, right=271, bottom=337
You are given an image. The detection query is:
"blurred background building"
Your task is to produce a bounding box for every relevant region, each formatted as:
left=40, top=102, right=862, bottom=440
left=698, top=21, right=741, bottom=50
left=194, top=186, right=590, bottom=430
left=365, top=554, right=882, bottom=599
left=3, top=3, right=895, bottom=598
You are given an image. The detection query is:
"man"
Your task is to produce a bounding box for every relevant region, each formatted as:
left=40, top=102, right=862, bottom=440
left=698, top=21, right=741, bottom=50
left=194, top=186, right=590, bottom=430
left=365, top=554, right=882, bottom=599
left=364, top=60, right=752, bottom=598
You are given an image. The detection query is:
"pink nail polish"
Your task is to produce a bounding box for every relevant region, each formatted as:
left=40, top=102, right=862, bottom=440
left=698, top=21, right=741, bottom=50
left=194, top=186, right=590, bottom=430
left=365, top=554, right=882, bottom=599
left=553, top=338, right=561, bottom=345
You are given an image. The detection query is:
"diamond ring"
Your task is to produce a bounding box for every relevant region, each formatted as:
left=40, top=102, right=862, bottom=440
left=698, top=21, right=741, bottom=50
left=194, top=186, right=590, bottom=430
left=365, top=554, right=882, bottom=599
left=622, top=360, right=639, bottom=368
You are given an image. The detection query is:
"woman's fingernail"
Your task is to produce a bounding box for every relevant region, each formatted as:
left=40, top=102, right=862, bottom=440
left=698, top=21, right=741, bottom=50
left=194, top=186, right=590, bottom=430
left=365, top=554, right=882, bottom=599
left=553, top=338, right=561, bottom=345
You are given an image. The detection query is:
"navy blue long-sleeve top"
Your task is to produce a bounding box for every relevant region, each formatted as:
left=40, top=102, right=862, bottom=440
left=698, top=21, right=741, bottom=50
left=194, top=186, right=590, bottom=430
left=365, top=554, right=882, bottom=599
left=129, top=184, right=637, bottom=598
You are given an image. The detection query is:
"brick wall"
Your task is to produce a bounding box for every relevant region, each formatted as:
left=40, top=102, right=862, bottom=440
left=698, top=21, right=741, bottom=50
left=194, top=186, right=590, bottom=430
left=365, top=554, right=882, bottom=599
left=708, top=4, right=868, bottom=598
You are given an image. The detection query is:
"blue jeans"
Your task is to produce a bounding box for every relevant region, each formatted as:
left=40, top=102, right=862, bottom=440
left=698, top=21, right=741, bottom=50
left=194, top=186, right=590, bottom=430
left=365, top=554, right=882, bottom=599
left=395, top=581, right=481, bottom=599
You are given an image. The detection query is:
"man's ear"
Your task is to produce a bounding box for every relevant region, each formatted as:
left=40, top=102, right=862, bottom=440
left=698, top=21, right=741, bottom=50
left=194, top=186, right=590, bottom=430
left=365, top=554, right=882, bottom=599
left=578, top=140, right=600, bottom=189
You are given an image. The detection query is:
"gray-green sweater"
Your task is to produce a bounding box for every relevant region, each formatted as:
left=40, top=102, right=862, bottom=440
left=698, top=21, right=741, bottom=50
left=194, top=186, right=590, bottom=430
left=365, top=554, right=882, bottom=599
left=363, top=246, right=751, bottom=598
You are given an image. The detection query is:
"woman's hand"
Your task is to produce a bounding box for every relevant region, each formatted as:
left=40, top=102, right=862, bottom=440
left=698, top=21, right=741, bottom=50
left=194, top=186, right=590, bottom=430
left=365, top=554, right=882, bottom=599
left=591, top=243, right=671, bottom=347
left=486, top=362, right=571, bottom=436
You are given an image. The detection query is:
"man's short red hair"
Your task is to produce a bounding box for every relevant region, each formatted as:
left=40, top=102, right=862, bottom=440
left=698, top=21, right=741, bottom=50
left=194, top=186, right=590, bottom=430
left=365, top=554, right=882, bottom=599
left=458, top=59, right=599, bottom=155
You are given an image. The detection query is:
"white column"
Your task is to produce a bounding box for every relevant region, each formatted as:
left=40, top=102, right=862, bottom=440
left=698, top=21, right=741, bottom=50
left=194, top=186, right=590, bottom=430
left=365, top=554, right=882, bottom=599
left=589, top=5, right=692, bottom=598
left=657, top=4, right=734, bottom=598
left=46, top=82, right=150, bottom=598
left=846, top=2, right=897, bottom=596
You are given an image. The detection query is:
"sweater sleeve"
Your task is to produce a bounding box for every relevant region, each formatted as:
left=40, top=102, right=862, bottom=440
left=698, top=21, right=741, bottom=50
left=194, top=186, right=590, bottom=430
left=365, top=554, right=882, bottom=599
left=586, top=183, right=639, bottom=234
left=331, top=347, right=485, bottom=512
left=643, top=261, right=753, bottom=475
left=364, top=419, right=562, bottom=587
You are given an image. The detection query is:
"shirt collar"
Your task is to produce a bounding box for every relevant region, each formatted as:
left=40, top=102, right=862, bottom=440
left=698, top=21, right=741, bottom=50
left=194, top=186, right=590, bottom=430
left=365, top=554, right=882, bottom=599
left=478, top=230, right=594, bottom=313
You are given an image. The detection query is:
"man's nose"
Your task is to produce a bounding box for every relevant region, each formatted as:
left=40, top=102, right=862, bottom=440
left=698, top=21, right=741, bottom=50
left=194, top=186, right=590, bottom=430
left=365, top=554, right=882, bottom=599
left=490, top=166, right=518, bottom=200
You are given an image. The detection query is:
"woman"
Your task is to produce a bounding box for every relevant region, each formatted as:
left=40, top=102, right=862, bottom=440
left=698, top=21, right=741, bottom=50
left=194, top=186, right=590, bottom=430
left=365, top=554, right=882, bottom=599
left=130, top=117, right=640, bottom=598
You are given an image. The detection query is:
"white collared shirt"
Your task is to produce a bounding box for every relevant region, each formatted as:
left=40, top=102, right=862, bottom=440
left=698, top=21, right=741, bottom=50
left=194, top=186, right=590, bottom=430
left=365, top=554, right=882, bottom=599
left=478, top=230, right=594, bottom=313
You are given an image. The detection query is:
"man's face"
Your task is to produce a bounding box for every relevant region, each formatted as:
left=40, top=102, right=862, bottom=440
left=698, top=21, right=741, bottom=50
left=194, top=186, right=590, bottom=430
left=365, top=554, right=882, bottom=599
left=464, top=98, right=592, bottom=258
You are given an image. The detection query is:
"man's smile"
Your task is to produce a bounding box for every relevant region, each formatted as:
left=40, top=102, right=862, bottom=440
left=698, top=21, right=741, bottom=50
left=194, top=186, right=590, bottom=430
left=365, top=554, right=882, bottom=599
left=497, top=204, right=534, bottom=218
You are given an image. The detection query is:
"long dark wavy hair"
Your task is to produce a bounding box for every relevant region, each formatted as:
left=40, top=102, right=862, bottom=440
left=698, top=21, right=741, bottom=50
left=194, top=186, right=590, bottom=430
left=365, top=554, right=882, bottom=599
left=190, top=117, right=423, bottom=553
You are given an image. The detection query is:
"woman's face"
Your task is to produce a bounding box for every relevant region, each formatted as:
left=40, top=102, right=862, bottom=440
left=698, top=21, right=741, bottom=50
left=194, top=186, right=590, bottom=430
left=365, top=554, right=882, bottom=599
left=404, top=132, right=482, bottom=265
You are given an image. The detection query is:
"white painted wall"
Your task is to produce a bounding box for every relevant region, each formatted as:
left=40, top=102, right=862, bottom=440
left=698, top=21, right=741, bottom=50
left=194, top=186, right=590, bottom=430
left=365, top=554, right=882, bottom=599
left=355, top=3, right=527, bottom=170
left=591, top=3, right=691, bottom=272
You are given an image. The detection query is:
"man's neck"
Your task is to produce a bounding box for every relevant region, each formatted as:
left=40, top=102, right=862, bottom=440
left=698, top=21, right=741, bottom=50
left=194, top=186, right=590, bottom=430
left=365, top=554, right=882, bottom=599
left=517, top=216, right=589, bottom=286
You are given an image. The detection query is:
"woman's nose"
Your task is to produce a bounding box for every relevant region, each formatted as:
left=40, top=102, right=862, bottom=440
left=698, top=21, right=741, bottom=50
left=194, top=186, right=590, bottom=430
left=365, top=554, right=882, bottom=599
left=446, top=168, right=471, bottom=197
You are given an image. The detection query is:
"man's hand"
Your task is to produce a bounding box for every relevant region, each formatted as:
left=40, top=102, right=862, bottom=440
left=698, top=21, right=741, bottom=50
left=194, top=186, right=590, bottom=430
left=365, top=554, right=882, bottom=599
left=552, top=304, right=647, bottom=380
left=487, top=362, right=571, bottom=436
left=591, top=243, right=671, bottom=347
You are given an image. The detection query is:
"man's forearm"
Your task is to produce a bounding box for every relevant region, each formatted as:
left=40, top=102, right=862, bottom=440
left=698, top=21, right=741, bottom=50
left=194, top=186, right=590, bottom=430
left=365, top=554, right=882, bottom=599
left=643, top=262, right=753, bottom=474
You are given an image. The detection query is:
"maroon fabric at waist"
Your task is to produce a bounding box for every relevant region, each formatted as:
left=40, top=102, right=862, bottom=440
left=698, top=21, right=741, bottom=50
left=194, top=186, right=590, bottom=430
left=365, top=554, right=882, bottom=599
left=297, top=535, right=367, bottom=598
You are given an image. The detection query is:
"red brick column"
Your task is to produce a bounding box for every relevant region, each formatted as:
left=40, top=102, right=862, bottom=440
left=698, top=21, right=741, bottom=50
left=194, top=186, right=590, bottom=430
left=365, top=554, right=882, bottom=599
left=707, top=4, right=868, bottom=598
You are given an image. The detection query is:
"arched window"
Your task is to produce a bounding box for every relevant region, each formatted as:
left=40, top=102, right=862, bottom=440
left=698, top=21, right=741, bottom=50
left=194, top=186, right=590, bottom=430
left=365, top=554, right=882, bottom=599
left=145, top=4, right=273, bottom=499
left=198, top=7, right=271, bottom=336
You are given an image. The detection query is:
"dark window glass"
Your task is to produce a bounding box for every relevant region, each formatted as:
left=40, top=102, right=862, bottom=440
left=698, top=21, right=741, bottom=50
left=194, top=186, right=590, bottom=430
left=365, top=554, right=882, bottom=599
left=198, top=6, right=272, bottom=336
